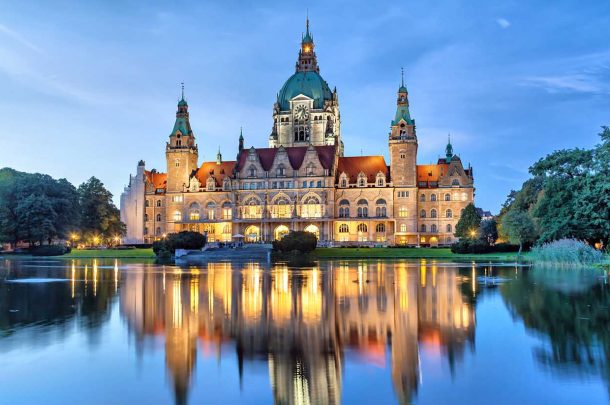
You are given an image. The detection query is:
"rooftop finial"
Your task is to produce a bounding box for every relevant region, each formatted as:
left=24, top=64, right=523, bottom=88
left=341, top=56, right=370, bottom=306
left=181, top=82, right=184, bottom=100
left=306, top=9, right=309, bottom=35
left=401, top=67, right=404, bottom=87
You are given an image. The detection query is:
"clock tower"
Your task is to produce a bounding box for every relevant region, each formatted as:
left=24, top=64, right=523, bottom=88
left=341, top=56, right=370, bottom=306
left=269, top=17, right=341, bottom=150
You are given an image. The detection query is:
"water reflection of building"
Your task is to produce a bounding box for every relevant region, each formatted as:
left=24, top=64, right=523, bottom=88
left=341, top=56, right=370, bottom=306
left=119, top=261, right=475, bottom=404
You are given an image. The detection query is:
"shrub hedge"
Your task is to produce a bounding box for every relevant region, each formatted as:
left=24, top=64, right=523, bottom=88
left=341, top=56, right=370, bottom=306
left=153, top=231, right=206, bottom=256
left=272, top=231, right=317, bottom=253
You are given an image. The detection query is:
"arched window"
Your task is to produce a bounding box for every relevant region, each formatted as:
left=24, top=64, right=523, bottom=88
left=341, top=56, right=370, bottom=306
left=173, top=211, right=182, bottom=221
left=400, top=224, right=407, bottom=232
left=446, top=209, right=453, bottom=218
left=222, top=201, right=232, bottom=219
left=145, top=200, right=150, bottom=207
left=156, top=213, right=161, bottom=221
left=339, top=224, right=349, bottom=233
left=420, top=209, right=426, bottom=218
left=357, top=199, right=368, bottom=218
left=144, top=214, right=149, bottom=222
left=206, top=202, right=216, bottom=220
left=339, top=199, right=350, bottom=218
left=156, top=199, right=162, bottom=207
left=189, top=210, right=200, bottom=221
left=156, top=227, right=161, bottom=235
left=340, top=175, right=348, bottom=188
left=430, top=209, right=437, bottom=218
left=444, top=193, right=451, bottom=201
left=420, top=224, right=427, bottom=233
left=431, top=224, right=437, bottom=233
left=222, top=225, right=231, bottom=234
left=357, top=223, right=367, bottom=233
left=223, top=178, right=231, bottom=191
left=375, top=199, right=387, bottom=217
left=376, top=223, right=385, bottom=233
left=430, top=194, right=437, bottom=202
left=420, top=194, right=426, bottom=202
left=144, top=227, right=148, bottom=235
left=446, top=224, right=452, bottom=232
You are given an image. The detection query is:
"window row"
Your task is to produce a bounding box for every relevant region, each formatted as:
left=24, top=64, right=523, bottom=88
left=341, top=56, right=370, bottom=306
left=419, top=192, right=468, bottom=202
left=419, top=209, right=456, bottom=218
left=145, top=199, right=164, bottom=207
left=338, top=223, right=386, bottom=233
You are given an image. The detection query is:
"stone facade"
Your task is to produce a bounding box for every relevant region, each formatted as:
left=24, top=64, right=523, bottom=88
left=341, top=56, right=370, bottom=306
left=120, top=20, right=475, bottom=246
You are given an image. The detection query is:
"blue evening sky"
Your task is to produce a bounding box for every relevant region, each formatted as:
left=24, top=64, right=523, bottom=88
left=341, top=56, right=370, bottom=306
left=0, top=1, right=608, bottom=212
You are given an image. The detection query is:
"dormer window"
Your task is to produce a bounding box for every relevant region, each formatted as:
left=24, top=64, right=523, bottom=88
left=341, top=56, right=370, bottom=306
left=357, top=172, right=366, bottom=187
left=306, top=163, right=315, bottom=176
left=376, top=173, right=385, bottom=187
left=206, top=178, right=215, bottom=191
left=339, top=173, right=348, bottom=188
left=223, top=178, right=231, bottom=191
left=248, top=165, right=257, bottom=177
left=276, top=165, right=285, bottom=177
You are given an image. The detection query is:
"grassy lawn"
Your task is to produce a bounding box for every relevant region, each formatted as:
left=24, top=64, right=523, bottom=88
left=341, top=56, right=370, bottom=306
left=63, top=248, right=155, bottom=259
left=314, top=247, right=522, bottom=260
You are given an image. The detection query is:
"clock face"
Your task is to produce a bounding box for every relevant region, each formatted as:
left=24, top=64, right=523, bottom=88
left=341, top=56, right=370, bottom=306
left=294, top=105, right=309, bottom=120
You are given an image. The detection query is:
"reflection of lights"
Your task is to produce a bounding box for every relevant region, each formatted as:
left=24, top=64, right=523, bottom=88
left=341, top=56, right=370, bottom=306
left=71, top=261, right=76, bottom=298
left=172, top=278, right=182, bottom=327
left=301, top=268, right=321, bottom=322
left=471, top=263, right=476, bottom=294
left=93, top=259, right=98, bottom=296
left=420, top=259, right=427, bottom=287
left=114, top=259, right=119, bottom=292
left=190, top=278, right=199, bottom=314
left=271, top=266, right=291, bottom=323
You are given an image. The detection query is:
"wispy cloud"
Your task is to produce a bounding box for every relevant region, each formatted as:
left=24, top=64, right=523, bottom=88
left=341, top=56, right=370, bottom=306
left=0, top=23, right=43, bottom=54
left=523, top=74, right=608, bottom=94
left=496, top=18, right=511, bottom=29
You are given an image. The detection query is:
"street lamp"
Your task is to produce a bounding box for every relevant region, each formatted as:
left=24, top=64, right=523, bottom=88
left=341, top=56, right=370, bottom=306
left=470, top=230, right=476, bottom=238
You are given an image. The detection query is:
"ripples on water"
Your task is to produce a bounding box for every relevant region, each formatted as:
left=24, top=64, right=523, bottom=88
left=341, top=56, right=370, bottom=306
left=0, top=258, right=608, bottom=404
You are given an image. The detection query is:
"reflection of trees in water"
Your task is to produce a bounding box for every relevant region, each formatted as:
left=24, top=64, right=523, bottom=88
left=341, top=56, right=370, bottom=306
left=120, top=261, right=477, bottom=405
left=501, top=268, right=610, bottom=393
left=0, top=259, right=118, bottom=347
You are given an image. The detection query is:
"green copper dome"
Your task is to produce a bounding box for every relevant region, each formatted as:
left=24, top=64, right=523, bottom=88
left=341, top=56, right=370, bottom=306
left=277, top=71, right=332, bottom=110
left=178, top=98, right=188, bottom=107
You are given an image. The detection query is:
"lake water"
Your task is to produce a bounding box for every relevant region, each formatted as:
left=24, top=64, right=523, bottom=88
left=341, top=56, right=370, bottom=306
left=1, top=257, right=609, bottom=404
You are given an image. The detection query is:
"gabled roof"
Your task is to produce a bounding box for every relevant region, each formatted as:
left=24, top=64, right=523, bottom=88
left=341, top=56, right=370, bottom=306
left=417, top=164, right=449, bottom=186
left=144, top=171, right=167, bottom=189
left=194, top=161, right=236, bottom=186
left=337, top=156, right=389, bottom=183
left=236, top=145, right=335, bottom=172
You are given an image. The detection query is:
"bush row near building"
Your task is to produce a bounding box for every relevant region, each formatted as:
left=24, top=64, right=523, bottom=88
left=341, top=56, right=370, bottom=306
left=152, top=231, right=207, bottom=257
left=450, top=240, right=520, bottom=254
left=272, top=231, right=317, bottom=253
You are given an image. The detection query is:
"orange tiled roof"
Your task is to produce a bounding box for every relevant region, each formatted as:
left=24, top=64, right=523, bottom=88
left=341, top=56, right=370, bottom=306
left=144, top=170, right=167, bottom=189
left=336, top=156, right=389, bottom=183
left=195, top=161, right=236, bottom=186
left=417, top=164, right=448, bottom=186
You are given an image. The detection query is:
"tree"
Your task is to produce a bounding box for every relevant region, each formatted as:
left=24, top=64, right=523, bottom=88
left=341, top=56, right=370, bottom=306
left=454, top=203, right=481, bottom=239
left=78, top=177, right=125, bottom=241
left=479, top=218, right=498, bottom=245
left=15, top=194, right=57, bottom=245
left=501, top=209, right=538, bottom=254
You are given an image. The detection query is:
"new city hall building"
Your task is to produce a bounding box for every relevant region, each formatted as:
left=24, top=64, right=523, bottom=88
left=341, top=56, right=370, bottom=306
left=120, top=21, right=475, bottom=246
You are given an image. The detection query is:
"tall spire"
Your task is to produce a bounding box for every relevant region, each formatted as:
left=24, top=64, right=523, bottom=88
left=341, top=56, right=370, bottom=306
left=216, top=147, right=222, bottom=164
left=445, top=133, right=454, bottom=161
left=238, top=127, right=244, bottom=152
left=297, top=14, right=318, bottom=72
left=181, top=82, right=185, bottom=100
left=399, top=68, right=407, bottom=93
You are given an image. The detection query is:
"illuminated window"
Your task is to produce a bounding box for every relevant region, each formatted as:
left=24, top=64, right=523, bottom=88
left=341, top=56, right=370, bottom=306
left=207, top=202, right=216, bottom=220
left=400, top=224, right=407, bottom=232
left=399, top=206, right=408, bottom=217
left=357, top=223, right=367, bottom=233
left=222, top=201, right=232, bottom=219
left=173, top=211, right=182, bottom=221
left=189, top=210, right=200, bottom=221
left=376, top=223, right=385, bottom=233
left=339, top=224, right=349, bottom=233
